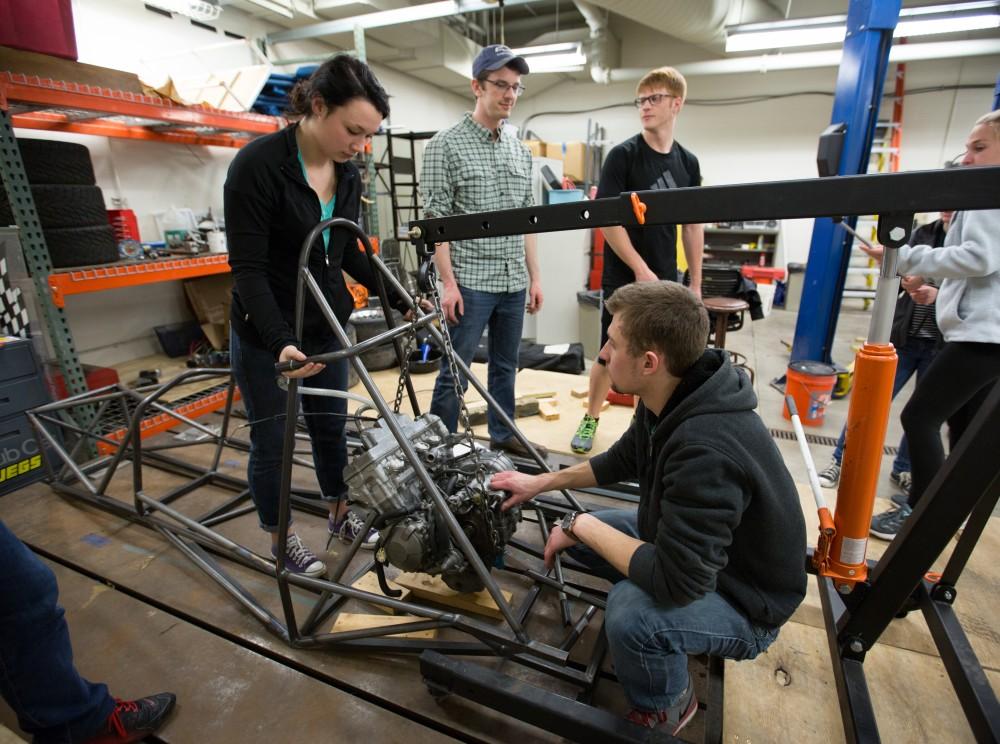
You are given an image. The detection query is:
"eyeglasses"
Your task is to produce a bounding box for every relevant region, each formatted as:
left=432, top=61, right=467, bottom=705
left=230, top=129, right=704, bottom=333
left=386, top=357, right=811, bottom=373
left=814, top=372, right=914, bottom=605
left=482, top=79, right=527, bottom=97
left=633, top=93, right=675, bottom=109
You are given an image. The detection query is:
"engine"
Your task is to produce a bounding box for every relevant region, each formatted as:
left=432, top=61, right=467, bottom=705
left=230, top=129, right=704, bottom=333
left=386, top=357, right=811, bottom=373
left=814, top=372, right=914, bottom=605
left=343, top=412, right=520, bottom=593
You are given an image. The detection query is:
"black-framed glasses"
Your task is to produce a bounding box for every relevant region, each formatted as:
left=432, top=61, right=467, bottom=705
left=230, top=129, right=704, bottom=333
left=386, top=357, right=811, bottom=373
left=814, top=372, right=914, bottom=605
left=633, top=93, right=674, bottom=109
left=483, top=79, right=527, bottom=97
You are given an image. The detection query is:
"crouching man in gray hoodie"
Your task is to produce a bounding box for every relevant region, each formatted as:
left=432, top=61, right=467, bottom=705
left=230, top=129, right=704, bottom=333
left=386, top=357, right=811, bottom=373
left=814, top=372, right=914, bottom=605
left=492, top=281, right=807, bottom=736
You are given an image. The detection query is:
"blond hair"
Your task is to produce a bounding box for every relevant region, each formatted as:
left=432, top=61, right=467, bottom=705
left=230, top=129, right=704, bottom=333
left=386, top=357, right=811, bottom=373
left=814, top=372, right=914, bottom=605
left=605, top=281, right=708, bottom=376
left=636, top=66, right=687, bottom=102
left=974, top=110, right=1000, bottom=139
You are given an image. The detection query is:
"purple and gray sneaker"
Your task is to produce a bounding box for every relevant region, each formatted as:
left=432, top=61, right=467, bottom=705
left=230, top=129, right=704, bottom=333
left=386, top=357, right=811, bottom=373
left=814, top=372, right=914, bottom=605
left=329, top=510, right=379, bottom=550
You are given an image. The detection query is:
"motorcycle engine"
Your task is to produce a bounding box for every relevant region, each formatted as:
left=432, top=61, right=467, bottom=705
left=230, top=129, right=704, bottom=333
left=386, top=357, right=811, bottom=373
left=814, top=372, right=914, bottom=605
left=343, top=412, right=520, bottom=593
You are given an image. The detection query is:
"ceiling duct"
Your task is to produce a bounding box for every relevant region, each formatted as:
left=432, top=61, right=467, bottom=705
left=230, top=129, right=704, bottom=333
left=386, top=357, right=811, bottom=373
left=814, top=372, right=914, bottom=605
left=580, top=0, right=732, bottom=44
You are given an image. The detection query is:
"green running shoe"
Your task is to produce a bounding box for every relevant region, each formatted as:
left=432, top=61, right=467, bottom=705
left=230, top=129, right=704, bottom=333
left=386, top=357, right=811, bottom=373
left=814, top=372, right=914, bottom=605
left=570, top=414, right=599, bottom=454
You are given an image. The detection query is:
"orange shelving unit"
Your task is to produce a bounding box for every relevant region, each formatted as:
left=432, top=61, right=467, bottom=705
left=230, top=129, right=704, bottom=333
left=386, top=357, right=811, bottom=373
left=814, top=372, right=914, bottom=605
left=0, top=72, right=281, bottom=147
left=1, top=64, right=275, bottom=441
left=48, top=254, right=231, bottom=306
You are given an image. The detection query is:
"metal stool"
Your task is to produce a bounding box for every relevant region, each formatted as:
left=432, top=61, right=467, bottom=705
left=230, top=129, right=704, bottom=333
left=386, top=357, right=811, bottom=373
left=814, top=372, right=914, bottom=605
left=702, top=296, right=754, bottom=383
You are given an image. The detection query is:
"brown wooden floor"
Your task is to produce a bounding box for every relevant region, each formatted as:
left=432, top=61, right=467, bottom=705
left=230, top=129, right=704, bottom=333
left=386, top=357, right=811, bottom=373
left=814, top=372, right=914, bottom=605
left=1, top=359, right=997, bottom=742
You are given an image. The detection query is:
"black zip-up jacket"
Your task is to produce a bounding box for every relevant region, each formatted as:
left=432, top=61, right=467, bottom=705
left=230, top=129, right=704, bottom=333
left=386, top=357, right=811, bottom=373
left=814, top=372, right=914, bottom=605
left=224, top=124, right=405, bottom=357
left=590, top=349, right=807, bottom=629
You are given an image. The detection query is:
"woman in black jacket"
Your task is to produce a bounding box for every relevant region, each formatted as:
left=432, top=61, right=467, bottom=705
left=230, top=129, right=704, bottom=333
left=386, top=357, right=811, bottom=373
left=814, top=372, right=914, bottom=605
left=224, top=55, right=396, bottom=576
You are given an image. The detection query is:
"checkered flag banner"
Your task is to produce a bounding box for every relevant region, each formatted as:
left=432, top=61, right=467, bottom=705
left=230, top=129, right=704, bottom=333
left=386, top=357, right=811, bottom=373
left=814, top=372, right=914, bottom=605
left=0, top=257, right=31, bottom=338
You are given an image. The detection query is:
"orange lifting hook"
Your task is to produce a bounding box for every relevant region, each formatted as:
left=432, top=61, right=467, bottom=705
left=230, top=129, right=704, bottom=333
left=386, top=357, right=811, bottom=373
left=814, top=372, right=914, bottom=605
left=630, top=192, right=647, bottom=225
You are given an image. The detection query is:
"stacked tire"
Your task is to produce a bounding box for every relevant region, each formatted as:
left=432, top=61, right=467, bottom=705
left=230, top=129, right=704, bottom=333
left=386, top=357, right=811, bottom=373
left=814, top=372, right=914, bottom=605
left=0, top=139, right=119, bottom=269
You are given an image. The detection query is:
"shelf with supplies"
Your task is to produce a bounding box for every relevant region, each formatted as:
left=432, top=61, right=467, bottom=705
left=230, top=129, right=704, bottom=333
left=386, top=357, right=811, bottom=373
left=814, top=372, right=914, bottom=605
left=47, top=254, right=231, bottom=307
left=704, top=222, right=779, bottom=267
left=0, top=51, right=278, bottom=437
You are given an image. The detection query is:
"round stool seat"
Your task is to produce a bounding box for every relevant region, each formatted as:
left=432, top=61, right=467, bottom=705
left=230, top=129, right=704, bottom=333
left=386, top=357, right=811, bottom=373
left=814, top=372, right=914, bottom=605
left=703, top=296, right=749, bottom=313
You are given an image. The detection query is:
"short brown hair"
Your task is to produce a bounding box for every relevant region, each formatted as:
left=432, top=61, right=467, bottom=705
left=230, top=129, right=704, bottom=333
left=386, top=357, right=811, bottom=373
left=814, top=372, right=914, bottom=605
left=605, top=281, right=708, bottom=376
left=636, top=66, right=687, bottom=102
left=974, top=110, right=1000, bottom=139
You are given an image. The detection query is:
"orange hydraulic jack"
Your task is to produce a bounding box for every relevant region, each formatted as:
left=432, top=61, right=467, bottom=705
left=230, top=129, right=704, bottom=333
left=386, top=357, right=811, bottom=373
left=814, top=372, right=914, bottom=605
left=794, top=218, right=908, bottom=594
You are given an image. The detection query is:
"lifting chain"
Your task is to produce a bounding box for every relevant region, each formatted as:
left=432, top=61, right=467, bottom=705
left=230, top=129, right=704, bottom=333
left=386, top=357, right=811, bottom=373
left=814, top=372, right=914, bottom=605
left=418, top=259, right=489, bottom=491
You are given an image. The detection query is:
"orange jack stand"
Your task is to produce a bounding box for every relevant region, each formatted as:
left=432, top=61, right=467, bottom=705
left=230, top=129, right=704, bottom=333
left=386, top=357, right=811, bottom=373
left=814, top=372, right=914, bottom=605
left=813, top=342, right=898, bottom=591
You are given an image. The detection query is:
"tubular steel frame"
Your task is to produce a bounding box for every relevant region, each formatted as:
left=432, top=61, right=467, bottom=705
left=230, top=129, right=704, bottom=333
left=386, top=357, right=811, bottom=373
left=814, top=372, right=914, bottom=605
left=26, top=166, right=1000, bottom=743
left=27, top=220, right=693, bottom=743
left=404, top=165, right=1000, bottom=743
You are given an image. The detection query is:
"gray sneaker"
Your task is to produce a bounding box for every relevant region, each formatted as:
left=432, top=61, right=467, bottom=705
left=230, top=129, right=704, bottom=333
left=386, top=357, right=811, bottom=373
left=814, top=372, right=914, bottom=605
left=870, top=503, right=912, bottom=540
left=626, top=675, right=698, bottom=736
left=817, top=458, right=841, bottom=488
left=272, top=533, right=325, bottom=576
left=570, top=414, right=599, bottom=454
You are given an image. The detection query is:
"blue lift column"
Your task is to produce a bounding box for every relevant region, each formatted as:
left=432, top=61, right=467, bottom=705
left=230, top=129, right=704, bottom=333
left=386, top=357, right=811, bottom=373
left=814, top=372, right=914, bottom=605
left=790, top=0, right=901, bottom=363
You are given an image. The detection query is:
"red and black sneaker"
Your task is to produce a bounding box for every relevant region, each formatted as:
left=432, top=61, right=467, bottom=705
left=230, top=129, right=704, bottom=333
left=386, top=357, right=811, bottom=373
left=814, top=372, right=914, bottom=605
left=626, top=684, right=698, bottom=737
left=85, top=692, right=176, bottom=743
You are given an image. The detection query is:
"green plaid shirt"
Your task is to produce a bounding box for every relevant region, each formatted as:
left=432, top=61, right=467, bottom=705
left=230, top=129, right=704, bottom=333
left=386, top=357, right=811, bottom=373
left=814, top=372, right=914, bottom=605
left=420, top=113, right=534, bottom=292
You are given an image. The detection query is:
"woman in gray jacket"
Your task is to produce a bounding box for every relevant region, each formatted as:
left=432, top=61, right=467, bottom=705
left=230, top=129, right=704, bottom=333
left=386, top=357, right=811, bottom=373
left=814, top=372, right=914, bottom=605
left=863, top=110, right=1000, bottom=539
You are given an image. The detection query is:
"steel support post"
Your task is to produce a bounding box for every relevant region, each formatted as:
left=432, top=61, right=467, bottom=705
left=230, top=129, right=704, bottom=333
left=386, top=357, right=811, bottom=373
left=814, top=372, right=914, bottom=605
left=0, top=110, right=94, bottom=429
left=790, top=0, right=900, bottom=363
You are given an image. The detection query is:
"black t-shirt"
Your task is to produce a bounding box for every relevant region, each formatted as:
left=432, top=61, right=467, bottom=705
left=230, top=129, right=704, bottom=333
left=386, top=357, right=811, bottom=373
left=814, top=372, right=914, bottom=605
left=596, top=134, right=701, bottom=289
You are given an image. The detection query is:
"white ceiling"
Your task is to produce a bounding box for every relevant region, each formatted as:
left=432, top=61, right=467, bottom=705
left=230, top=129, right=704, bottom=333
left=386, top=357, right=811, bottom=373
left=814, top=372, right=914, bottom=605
left=222, top=0, right=1000, bottom=95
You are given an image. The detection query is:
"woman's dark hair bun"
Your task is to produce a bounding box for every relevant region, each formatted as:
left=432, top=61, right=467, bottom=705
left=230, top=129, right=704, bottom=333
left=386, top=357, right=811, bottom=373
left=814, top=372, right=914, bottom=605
left=285, top=54, right=390, bottom=120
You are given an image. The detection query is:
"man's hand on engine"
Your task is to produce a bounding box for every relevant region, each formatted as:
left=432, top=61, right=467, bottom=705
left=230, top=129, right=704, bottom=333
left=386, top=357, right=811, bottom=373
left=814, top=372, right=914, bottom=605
left=492, top=471, right=544, bottom=511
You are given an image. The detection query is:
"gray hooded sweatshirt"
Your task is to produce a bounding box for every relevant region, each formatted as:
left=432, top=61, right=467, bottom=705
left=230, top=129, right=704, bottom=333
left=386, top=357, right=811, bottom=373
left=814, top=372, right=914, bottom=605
left=896, top=208, right=1000, bottom=343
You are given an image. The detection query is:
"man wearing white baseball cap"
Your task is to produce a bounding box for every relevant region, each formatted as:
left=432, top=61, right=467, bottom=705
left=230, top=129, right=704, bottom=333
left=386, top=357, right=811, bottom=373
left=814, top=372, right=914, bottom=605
left=420, top=44, right=548, bottom=459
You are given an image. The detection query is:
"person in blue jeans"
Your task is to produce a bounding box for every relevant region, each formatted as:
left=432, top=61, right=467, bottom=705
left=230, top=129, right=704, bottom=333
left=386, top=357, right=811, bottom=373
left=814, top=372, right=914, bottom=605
left=225, top=56, right=409, bottom=576
left=817, top=212, right=951, bottom=496
left=0, top=521, right=175, bottom=743
left=492, top=281, right=806, bottom=736
left=420, top=45, right=546, bottom=458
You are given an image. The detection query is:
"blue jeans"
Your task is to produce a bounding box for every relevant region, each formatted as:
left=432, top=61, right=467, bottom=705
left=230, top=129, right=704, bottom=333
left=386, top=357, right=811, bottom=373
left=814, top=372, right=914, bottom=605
left=832, top=337, right=938, bottom=473
left=0, top=521, right=114, bottom=742
left=568, top=510, right=778, bottom=711
left=430, top=286, right=525, bottom=443
left=230, top=329, right=349, bottom=532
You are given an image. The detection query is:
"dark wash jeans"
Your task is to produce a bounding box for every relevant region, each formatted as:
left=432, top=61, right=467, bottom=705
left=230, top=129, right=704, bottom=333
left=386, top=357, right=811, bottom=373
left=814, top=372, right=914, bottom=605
left=429, top=286, right=526, bottom=443
left=0, top=521, right=114, bottom=742
left=230, top=328, right=349, bottom=531
left=567, top=509, right=778, bottom=712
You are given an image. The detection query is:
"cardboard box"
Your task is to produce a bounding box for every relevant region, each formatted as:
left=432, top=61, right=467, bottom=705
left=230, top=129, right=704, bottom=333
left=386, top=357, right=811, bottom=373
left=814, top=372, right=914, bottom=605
left=523, top=139, right=544, bottom=157
left=183, top=274, right=232, bottom=350
left=544, top=141, right=586, bottom=182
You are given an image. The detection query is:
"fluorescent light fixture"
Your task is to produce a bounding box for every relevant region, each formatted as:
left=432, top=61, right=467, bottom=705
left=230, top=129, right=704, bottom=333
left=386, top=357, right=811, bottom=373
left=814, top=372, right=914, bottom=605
left=146, top=0, right=222, bottom=21
left=725, top=1, right=999, bottom=53
left=511, top=42, right=587, bottom=73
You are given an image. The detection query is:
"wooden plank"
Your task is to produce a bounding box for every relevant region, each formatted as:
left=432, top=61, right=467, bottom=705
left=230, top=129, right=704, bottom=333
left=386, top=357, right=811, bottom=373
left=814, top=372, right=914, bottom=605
left=538, top=399, right=560, bottom=421
left=0, top=484, right=568, bottom=743
left=570, top=387, right=588, bottom=398
left=332, top=613, right=439, bottom=639
left=351, top=571, right=412, bottom=613
left=394, top=572, right=513, bottom=620
left=0, top=559, right=453, bottom=744
left=724, top=619, right=996, bottom=743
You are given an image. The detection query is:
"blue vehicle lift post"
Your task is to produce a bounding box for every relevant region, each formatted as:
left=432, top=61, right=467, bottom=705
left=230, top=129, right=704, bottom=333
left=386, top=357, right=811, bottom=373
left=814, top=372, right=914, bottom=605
left=790, top=0, right=901, bottom=363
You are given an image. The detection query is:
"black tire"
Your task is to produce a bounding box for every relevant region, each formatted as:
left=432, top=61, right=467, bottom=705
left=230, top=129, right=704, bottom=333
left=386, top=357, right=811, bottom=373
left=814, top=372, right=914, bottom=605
left=43, top=225, right=119, bottom=269
left=15, top=139, right=96, bottom=185
left=350, top=307, right=404, bottom=371
left=0, top=184, right=108, bottom=229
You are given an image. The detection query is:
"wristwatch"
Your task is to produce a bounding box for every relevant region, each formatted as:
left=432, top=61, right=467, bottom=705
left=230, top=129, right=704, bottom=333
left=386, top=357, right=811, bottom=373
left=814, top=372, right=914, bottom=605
left=560, top=511, right=582, bottom=540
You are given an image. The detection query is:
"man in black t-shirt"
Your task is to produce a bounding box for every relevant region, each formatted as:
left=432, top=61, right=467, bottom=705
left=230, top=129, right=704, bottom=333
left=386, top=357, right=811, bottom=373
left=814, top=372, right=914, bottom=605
left=571, top=66, right=704, bottom=455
